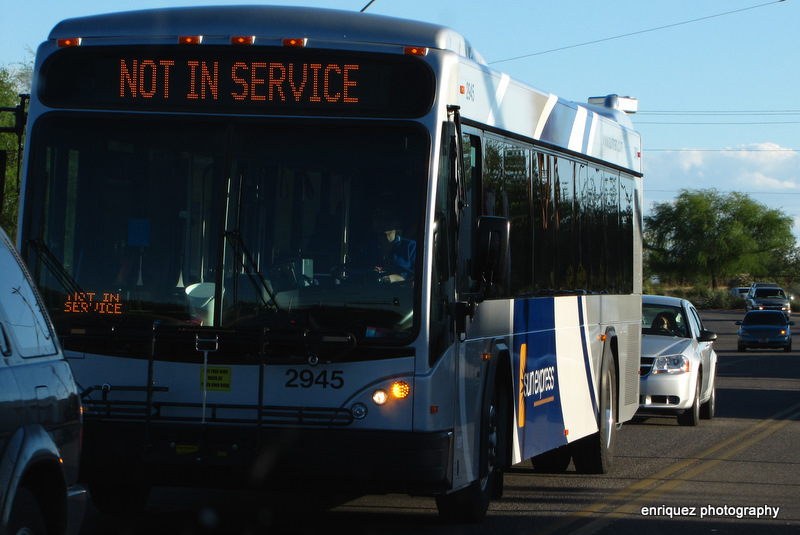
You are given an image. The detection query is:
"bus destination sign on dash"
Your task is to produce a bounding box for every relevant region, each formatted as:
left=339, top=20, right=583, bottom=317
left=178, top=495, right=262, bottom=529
left=40, top=46, right=434, bottom=117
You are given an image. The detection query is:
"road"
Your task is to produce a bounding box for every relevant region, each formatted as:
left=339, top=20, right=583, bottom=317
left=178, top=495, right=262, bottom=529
left=79, top=310, right=800, bottom=535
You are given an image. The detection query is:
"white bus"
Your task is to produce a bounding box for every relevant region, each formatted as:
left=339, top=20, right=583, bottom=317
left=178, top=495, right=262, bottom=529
left=18, top=6, right=642, bottom=521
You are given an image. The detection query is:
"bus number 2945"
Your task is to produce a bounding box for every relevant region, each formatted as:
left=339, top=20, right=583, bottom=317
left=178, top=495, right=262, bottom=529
left=285, top=369, right=344, bottom=389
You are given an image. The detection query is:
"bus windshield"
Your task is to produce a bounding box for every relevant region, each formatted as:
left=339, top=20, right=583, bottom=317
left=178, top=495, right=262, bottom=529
left=24, top=114, right=427, bottom=343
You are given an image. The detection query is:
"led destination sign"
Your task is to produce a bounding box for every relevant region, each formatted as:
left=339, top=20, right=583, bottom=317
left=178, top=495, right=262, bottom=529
left=41, top=46, right=435, bottom=117
left=119, top=59, right=359, bottom=103
left=64, top=291, right=123, bottom=315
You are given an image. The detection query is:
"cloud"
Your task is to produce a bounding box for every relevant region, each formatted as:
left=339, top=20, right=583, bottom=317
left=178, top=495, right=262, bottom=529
left=737, top=170, right=799, bottom=190
left=675, top=150, right=706, bottom=172
left=730, top=142, right=797, bottom=166
left=643, top=143, right=800, bottom=240
left=645, top=143, right=799, bottom=193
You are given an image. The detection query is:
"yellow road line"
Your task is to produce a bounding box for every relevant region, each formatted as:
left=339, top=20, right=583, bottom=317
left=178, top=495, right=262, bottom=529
left=610, top=416, right=794, bottom=518
left=538, top=403, right=800, bottom=534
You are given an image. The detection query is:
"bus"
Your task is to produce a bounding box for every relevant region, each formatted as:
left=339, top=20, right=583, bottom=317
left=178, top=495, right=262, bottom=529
left=17, top=6, right=643, bottom=521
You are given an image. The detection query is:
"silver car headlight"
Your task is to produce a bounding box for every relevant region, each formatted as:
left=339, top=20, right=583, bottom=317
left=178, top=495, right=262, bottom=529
left=652, top=355, right=690, bottom=374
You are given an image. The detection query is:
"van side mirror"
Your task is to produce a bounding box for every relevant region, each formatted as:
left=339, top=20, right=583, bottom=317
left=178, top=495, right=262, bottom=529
left=473, top=216, right=509, bottom=295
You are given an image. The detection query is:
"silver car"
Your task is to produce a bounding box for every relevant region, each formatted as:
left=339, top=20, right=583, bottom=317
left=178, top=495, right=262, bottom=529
left=638, top=295, right=718, bottom=426
left=0, top=227, right=85, bottom=534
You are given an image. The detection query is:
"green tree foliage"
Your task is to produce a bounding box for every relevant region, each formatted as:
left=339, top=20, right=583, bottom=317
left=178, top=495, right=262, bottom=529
left=1, top=57, right=32, bottom=240
left=645, top=189, right=796, bottom=288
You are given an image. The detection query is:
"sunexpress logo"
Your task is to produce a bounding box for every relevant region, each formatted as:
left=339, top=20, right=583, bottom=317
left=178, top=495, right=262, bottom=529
left=518, top=342, right=558, bottom=427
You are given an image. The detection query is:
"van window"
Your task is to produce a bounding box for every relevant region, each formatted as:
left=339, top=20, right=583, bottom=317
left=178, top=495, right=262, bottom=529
left=0, top=233, right=58, bottom=357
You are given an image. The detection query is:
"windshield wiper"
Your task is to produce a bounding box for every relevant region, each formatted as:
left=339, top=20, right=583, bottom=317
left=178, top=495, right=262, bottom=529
left=27, top=239, right=110, bottom=324
left=224, top=230, right=280, bottom=308
left=28, top=239, right=84, bottom=296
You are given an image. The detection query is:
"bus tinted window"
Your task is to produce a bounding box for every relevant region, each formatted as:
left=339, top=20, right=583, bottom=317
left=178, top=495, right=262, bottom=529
left=480, top=136, right=635, bottom=297
left=24, top=114, right=427, bottom=343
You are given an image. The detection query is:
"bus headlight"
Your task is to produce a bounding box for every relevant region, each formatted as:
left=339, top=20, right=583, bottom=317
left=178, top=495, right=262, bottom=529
left=373, top=390, right=388, bottom=405
left=372, top=381, right=410, bottom=405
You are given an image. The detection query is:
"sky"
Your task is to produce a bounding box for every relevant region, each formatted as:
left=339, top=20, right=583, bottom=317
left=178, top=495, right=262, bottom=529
left=2, top=0, right=798, bottom=238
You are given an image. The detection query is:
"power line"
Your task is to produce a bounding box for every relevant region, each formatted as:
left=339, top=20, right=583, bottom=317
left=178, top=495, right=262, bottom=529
left=640, top=110, right=800, bottom=116
left=647, top=189, right=800, bottom=195
left=490, top=0, right=786, bottom=65
left=645, top=148, right=797, bottom=153
left=638, top=121, right=800, bottom=125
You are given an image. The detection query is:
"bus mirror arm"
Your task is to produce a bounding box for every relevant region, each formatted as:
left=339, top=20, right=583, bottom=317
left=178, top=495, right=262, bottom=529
left=455, top=300, right=477, bottom=340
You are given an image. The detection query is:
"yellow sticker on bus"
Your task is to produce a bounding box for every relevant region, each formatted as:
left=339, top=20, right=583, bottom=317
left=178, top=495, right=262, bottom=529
left=201, top=366, right=232, bottom=391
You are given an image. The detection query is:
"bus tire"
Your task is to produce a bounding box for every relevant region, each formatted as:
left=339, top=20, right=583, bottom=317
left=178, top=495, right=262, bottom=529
left=436, top=381, right=504, bottom=523
left=531, top=445, right=572, bottom=473
left=572, top=355, right=616, bottom=474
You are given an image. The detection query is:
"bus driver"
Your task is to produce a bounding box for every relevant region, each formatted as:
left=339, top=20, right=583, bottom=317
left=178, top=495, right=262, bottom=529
left=373, top=212, right=415, bottom=283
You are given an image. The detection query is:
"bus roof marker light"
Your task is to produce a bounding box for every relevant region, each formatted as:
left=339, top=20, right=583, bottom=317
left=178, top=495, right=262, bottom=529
left=231, top=36, right=255, bottom=45
left=57, top=38, right=82, bottom=47
left=180, top=36, right=203, bottom=45
left=283, top=37, right=308, bottom=47
left=404, top=46, right=428, bottom=56
left=588, top=94, right=638, bottom=114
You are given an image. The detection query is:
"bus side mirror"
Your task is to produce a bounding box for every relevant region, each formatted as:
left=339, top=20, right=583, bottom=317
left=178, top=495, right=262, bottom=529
left=473, top=216, right=509, bottom=295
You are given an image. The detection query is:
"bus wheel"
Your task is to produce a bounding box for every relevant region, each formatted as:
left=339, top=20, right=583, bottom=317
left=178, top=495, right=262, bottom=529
left=531, top=445, right=572, bottom=473
left=572, top=356, right=616, bottom=474
left=435, top=387, right=501, bottom=523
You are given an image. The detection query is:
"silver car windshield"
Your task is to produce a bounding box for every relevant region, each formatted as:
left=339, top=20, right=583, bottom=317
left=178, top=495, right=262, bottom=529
left=642, top=304, right=690, bottom=338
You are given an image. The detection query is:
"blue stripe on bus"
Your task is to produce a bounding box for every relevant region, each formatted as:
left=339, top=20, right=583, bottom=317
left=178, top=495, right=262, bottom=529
left=577, top=295, right=599, bottom=423
left=514, top=298, right=567, bottom=458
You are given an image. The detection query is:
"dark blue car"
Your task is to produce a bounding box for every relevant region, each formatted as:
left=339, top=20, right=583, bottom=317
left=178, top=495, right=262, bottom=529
left=736, top=310, right=794, bottom=352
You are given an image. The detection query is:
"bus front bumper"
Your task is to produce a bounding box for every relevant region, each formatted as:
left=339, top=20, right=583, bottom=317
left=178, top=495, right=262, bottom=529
left=80, top=421, right=454, bottom=495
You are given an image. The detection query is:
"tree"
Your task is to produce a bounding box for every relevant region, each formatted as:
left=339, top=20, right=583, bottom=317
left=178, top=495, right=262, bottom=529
left=645, top=189, right=796, bottom=288
left=1, top=55, right=32, bottom=240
